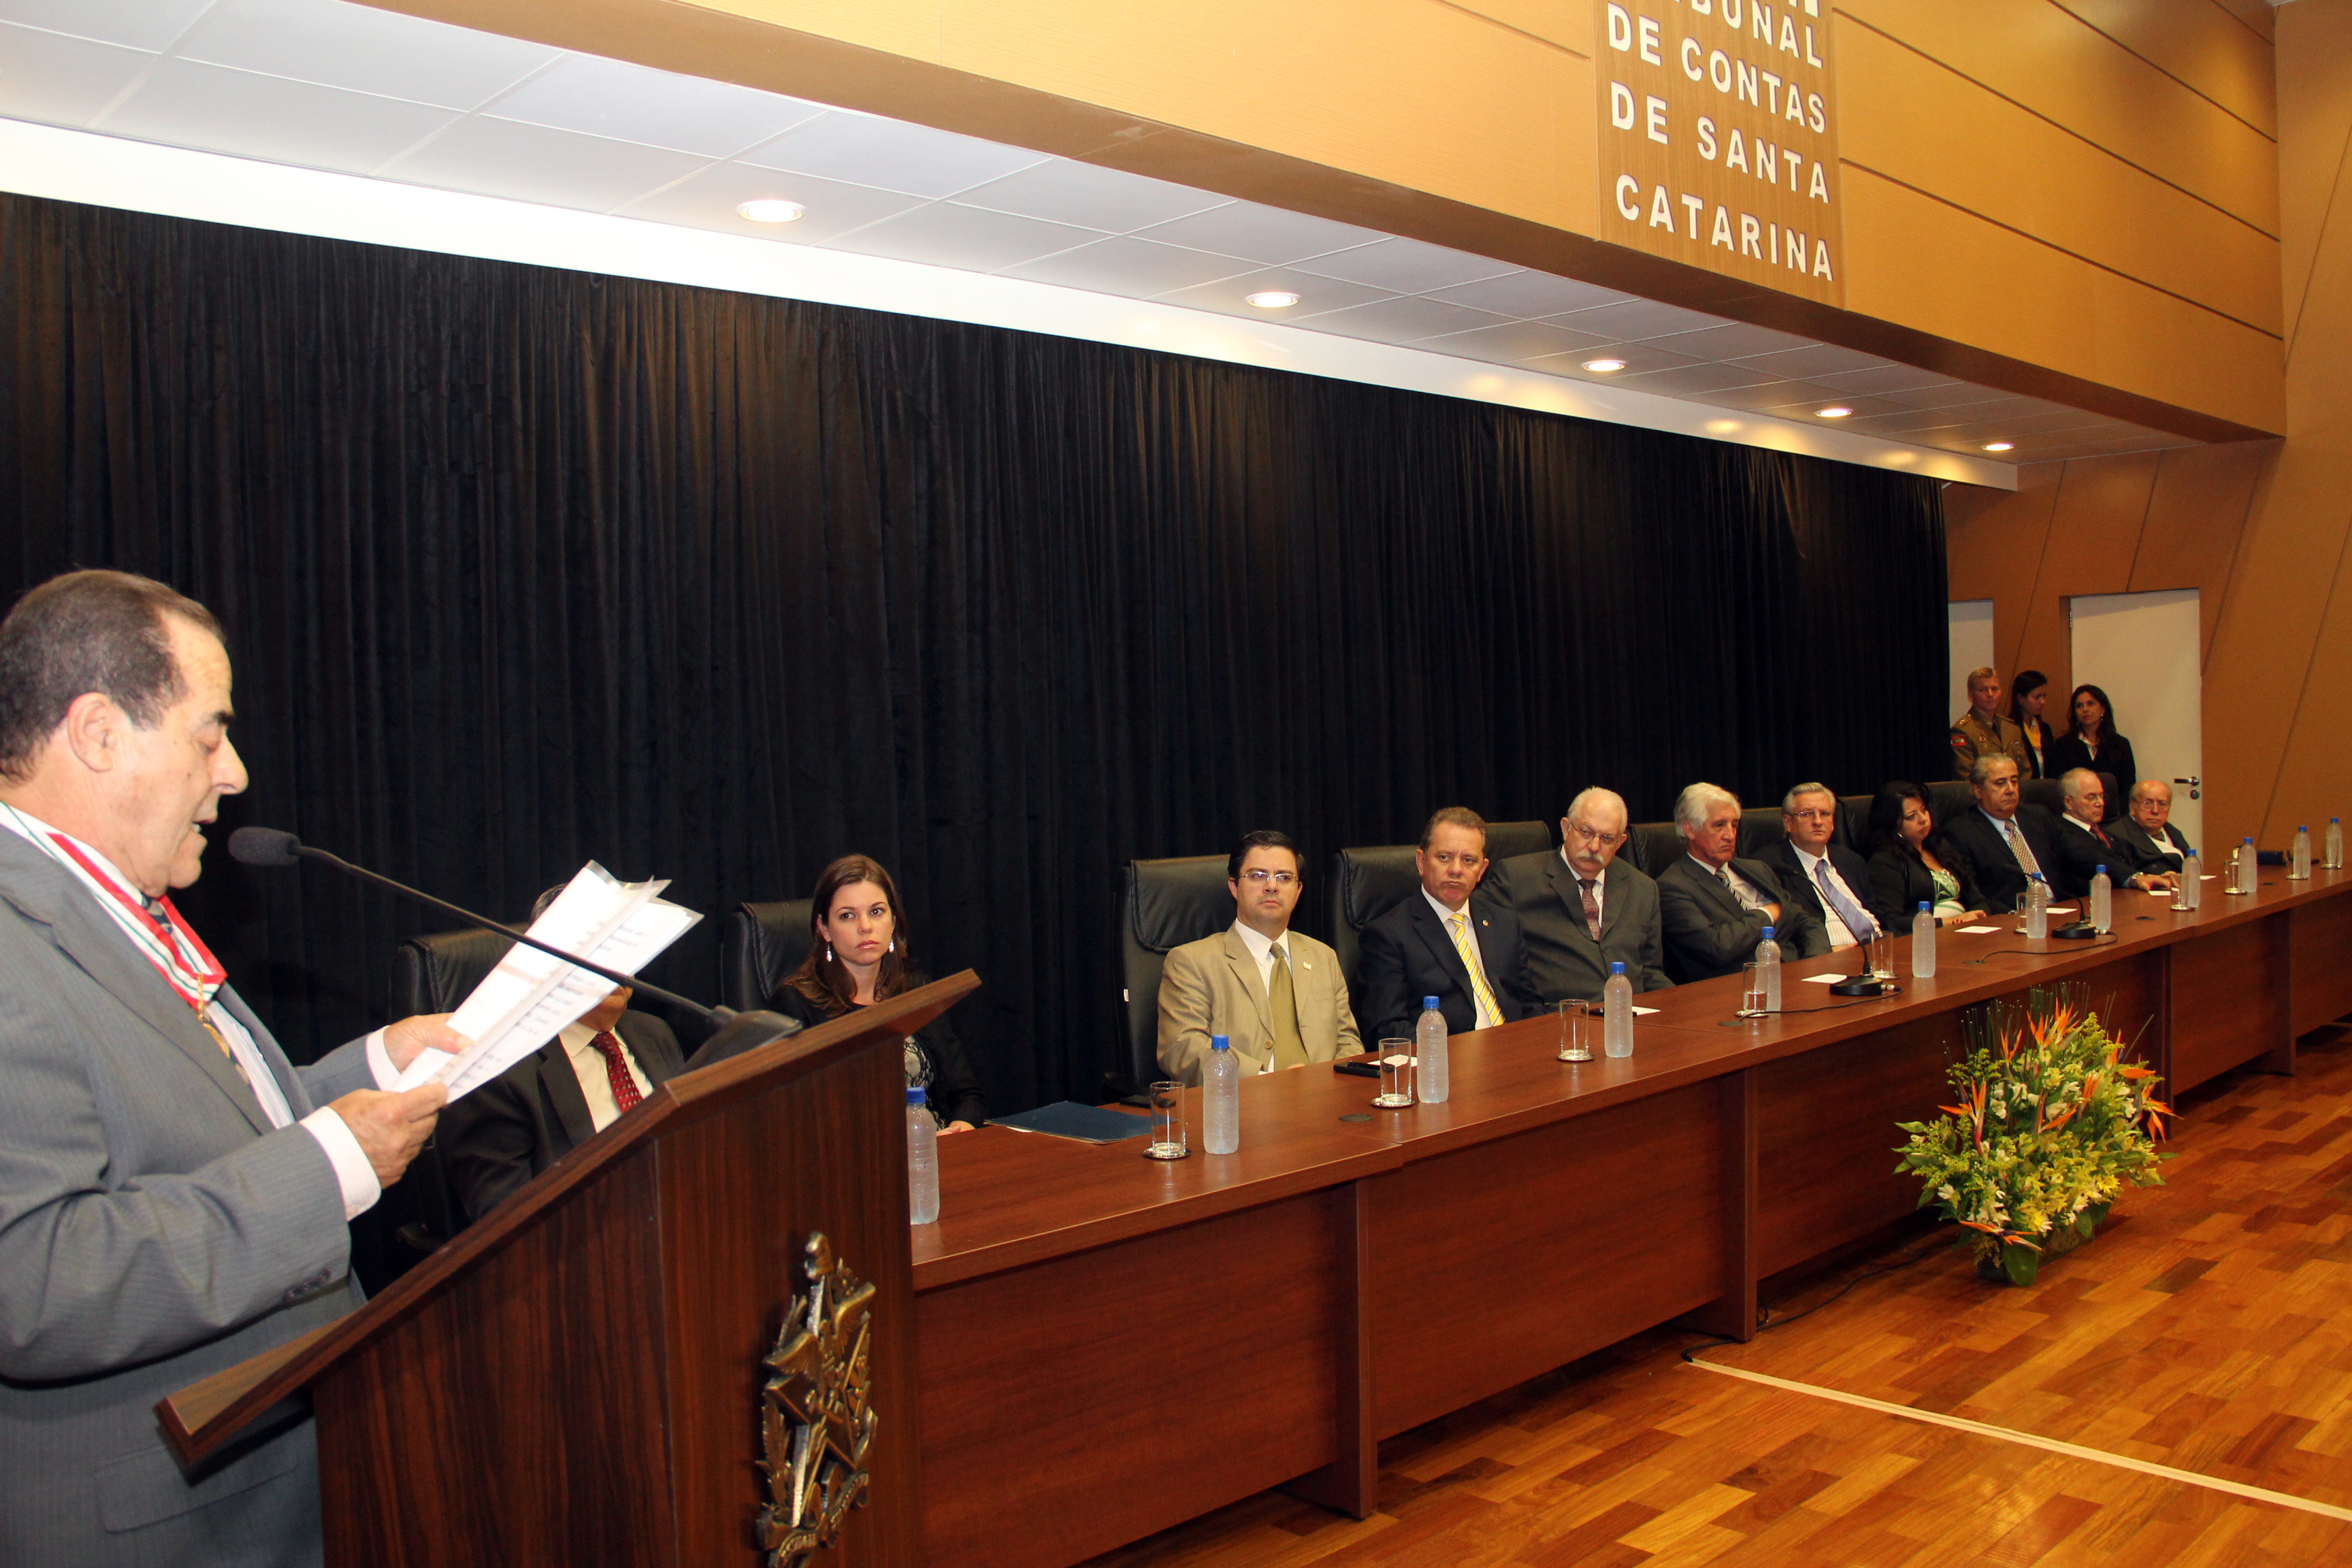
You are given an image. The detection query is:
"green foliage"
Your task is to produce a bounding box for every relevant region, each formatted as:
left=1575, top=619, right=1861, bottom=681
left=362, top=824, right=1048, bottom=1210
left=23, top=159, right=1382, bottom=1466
left=1894, top=985, right=2171, bottom=1286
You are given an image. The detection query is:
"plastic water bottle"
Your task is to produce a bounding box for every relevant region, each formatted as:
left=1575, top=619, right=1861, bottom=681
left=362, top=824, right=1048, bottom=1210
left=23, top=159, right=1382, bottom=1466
left=1203, top=1034, right=1239, bottom=1154
left=1416, top=996, right=1450, bottom=1104
left=2328, top=818, right=2344, bottom=870
left=2180, top=852, right=2201, bottom=909
left=1603, top=962, right=1635, bottom=1058
left=2236, top=836, right=2256, bottom=892
left=2090, top=866, right=2112, bottom=932
left=2026, top=876, right=2050, bottom=939
left=1754, top=926, right=1781, bottom=1013
left=1911, top=901, right=1936, bottom=978
left=2292, top=826, right=2313, bottom=880
left=906, top=1086, right=939, bottom=1224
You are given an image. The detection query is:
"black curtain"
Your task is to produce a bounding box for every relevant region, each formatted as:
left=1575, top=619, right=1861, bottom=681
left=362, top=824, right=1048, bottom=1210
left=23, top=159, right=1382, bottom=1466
left=0, top=192, right=1948, bottom=1111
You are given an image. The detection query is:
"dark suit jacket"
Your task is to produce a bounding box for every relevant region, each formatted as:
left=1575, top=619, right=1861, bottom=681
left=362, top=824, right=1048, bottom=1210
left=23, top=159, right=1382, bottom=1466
left=2110, top=818, right=2196, bottom=874
left=2048, top=814, right=2153, bottom=899
left=440, top=1010, right=685, bottom=1224
left=1940, top=804, right=2066, bottom=912
left=1356, top=891, right=1539, bottom=1041
left=1864, top=843, right=1984, bottom=931
left=1655, top=854, right=1829, bottom=983
left=1757, top=839, right=1883, bottom=945
left=2049, top=732, right=2138, bottom=811
left=1477, top=851, right=1671, bottom=1002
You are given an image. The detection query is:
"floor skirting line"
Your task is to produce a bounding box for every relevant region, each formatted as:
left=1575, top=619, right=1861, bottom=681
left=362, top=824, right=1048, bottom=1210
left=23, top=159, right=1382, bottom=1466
left=1684, top=1358, right=2352, bottom=1522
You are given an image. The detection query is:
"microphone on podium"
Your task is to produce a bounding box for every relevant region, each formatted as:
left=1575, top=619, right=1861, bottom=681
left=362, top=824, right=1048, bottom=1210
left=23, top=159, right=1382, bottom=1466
left=228, top=827, right=802, bottom=1060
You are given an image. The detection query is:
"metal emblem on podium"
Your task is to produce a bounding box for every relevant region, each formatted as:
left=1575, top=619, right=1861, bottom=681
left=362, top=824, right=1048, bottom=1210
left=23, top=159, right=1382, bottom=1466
left=758, top=1233, right=877, bottom=1565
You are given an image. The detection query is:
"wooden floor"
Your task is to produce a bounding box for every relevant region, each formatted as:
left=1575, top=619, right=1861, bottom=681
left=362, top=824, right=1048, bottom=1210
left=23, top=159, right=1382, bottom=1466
left=1081, top=1022, right=2352, bottom=1567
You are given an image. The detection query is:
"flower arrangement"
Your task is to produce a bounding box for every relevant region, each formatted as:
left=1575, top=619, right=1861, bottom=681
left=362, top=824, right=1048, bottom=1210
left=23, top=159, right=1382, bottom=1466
left=1895, top=985, right=2172, bottom=1286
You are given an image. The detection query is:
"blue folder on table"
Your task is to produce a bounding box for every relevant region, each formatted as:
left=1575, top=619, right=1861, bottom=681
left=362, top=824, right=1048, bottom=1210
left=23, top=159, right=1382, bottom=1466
left=991, top=1101, right=1156, bottom=1143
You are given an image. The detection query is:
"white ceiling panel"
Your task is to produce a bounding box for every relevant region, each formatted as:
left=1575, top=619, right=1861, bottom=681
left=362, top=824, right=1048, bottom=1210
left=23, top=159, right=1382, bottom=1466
left=380, top=116, right=708, bottom=209
left=1550, top=297, right=1728, bottom=340
left=741, top=112, right=1047, bottom=197
left=615, top=163, right=925, bottom=244
left=0, top=22, right=154, bottom=125
left=176, top=0, right=558, bottom=111
left=953, top=159, right=1226, bottom=231
left=1842, top=408, right=1987, bottom=436
left=1151, top=266, right=1393, bottom=321
left=98, top=60, right=456, bottom=174
left=1808, top=363, right=1967, bottom=396
left=1879, top=381, right=2023, bottom=410
left=1128, top=201, right=1385, bottom=266
left=1610, top=362, right=1786, bottom=396
left=1291, top=295, right=1510, bottom=346
left=1417, top=319, right=1615, bottom=363
left=486, top=54, right=823, bottom=158
left=1730, top=343, right=1902, bottom=379
left=822, top=201, right=1105, bottom=271
left=1424, top=270, right=1633, bottom=317
left=1524, top=341, right=1701, bottom=378
left=1757, top=393, right=1915, bottom=419
left=1290, top=235, right=1517, bottom=293
left=1648, top=321, right=1818, bottom=361
left=0, top=0, right=210, bottom=50
left=1692, top=378, right=1845, bottom=412
left=998, top=235, right=1253, bottom=295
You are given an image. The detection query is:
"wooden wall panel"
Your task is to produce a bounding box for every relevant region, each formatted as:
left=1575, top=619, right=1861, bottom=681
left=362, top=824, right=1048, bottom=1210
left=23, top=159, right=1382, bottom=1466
left=2049, top=0, right=2276, bottom=136
left=2129, top=441, right=2270, bottom=657
left=2277, top=5, right=2352, bottom=342
left=2012, top=453, right=2161, bottom=685
left=1838, top=169, right=2286, bottom=436
left=1837, top=20, right=2279, bottom=334
left=1834, top=0, right=2278, bottom=233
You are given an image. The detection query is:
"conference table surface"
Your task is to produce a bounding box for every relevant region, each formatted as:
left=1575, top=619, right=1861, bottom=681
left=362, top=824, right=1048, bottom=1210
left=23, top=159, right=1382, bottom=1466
left=909, top=864, right=2352, bottom=1568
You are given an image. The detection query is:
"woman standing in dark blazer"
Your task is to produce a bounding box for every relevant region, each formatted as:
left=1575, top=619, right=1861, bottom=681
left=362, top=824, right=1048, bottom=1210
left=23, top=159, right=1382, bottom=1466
left=2049, top=684, right=2138, bottom=811
left=2009, top=670, right=2058, bottom=779
left=1863, top=782, right=1987, bottom=931
left=771, top=853, right=988, bottom=1132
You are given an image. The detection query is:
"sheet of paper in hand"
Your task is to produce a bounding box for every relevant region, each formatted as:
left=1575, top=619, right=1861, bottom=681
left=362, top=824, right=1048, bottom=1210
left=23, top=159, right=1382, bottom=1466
left=394, top=862, right=701, bottom=1100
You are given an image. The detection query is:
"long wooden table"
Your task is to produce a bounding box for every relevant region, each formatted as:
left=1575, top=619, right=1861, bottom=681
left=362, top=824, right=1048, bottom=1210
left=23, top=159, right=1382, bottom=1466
left=911, top=865, right=2352, bottom=1568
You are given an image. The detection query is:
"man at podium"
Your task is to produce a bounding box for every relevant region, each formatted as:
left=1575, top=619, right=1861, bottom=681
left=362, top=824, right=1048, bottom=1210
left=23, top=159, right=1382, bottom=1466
left=0, top=571, right=460, bottom=1568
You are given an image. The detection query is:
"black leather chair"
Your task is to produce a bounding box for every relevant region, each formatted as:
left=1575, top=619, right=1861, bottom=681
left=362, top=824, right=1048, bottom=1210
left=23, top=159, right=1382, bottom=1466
left=721, top=899, right=817, bottom=1013
left=1119, top=856, right=1235, bottom=1095
left=1735, top=806, right=1786, bottom=860
left=1628, top=821, right=1682, bottom=877
left=1483, top=819, right=1554, bottom=862
left=1835, top=795, right=1874, bottom=855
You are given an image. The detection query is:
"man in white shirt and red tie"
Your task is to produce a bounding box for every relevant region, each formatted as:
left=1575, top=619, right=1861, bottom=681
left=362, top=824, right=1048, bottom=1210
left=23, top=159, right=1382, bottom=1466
left=437, top=886, right=685, bottom=1223
left=1759, top=782, right=1881, bottom=953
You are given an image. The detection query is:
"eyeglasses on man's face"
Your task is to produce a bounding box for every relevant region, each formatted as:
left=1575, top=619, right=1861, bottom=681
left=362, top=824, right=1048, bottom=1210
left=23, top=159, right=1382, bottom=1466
left=1786, top=808, right=1835, bottom=823
left=1565, top=821, right=1623, bottom=846
left=1239, top=868, right=1298, bottom=886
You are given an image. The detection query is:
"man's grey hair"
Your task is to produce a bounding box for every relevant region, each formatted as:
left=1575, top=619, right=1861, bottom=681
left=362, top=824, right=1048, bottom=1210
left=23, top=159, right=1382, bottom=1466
left=2129, top=779, right=2169, bottom=804
left=1782, top=782, right=1836, bottom=813
left=1674, top=782, right=1740, bottom=834
left=2061, top=767, right=2102, bottom=802
left=1969, top=753, right=2019, bottom=789
left=1565, top=787, right=1629, bottom=831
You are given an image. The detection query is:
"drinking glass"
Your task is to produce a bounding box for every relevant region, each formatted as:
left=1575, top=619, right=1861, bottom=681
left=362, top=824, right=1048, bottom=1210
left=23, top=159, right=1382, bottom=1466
left=1867, top=930, right=1893, bottom=981
left=1373, top=1039, right=1415, bottom=1107
left=1740, top=962, right=1767, bottom=1020
left=1557, top=1000, right=1593, bottom=1062
left=1144, top=1080, right=1188, bottom=1160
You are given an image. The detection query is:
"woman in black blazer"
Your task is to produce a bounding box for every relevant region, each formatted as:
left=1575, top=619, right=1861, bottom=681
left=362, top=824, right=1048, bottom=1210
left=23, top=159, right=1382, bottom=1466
left=770, top=853, right=988, bottom=1132
left=2048, top=684, right=2138, bottom=811
left=1862, top=782, right=1988, bottom=931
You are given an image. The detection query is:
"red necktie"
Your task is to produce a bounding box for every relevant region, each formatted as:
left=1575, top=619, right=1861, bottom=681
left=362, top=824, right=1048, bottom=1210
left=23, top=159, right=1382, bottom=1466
left=2093, top=824, right=2112, bottom=848
left=1575, top=877, right=1602, bottom=941
left=591, top=1031, right=642, bottom=1112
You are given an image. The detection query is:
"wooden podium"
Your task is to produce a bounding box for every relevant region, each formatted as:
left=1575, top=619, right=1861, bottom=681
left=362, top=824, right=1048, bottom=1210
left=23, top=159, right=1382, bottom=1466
left=160, top=974, right=978, bottom=1568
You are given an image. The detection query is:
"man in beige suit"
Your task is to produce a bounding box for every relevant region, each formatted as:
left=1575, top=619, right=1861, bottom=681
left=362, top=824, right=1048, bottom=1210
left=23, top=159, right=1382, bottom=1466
left=1158, top=830, right=1360, bottom=1083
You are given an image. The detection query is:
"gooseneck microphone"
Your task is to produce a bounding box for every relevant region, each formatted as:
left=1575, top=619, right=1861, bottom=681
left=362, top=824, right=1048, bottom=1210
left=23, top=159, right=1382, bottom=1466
left=229, top=826, right=731, bottom=1024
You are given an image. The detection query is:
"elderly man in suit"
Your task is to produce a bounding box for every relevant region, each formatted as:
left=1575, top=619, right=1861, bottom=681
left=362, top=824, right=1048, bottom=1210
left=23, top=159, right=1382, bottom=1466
left=1759, top=782, right=1881, bottom=953
left=2049, top=769, right=2178, bottom=900
left=1355, top=806, right=1539, bottom=1041
left=2111, top=779, right=2198, bottom=876
left=1656, top=782, right=1829, bottom=983
left=0, top=570, right=459, bottom=1568
left=1158, top=830, right=1360, bottom=1083
left=1938, top=753, right=2068, bottom=913
left=1478, top=787, right=1671, bottom=1001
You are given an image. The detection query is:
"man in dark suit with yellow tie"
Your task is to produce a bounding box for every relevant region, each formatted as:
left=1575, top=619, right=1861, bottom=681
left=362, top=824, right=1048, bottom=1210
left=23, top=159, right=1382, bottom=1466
left=1356, top=807, right=1539, bottom=1041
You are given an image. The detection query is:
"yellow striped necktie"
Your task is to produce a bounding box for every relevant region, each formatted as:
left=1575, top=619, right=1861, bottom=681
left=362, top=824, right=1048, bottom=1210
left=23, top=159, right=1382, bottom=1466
left=1445, top=911, right=1504, bottom=1028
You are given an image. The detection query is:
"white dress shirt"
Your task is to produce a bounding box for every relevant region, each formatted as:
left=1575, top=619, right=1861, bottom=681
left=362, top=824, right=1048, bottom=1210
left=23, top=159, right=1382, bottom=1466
left=1789, top=843, right=1867, bottom=950
left=1423, top=888, right=1486, bottom=971
left=1229, top=921, right=1293, bottom=1074
left=1697, top=855, right=1772, bottom=913
left=559, top=1019, right=651, bottom=1132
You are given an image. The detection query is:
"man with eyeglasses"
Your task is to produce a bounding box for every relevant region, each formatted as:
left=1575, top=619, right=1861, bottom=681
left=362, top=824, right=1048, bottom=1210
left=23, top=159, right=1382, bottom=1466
left=1157, top=829, right=1360, bottom=1083
left=1477, top=787, right=1671, bottom=1002
left=1759, top=783, right=1880, bottom=953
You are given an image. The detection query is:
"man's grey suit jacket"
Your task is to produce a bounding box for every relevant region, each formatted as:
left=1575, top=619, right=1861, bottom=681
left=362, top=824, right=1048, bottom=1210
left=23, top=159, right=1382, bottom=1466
left=1477, top=850, right=1673, bottom=1002
left=0, top=829, right=374, bottom=1567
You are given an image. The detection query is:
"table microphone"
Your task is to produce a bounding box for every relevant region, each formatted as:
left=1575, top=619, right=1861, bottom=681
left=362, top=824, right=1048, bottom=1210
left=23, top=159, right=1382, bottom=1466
left=227, top=826, right=735, bottom=1024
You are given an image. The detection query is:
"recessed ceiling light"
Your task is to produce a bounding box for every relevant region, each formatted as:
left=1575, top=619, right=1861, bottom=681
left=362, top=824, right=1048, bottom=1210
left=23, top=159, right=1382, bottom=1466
left=1245, top=291, right=1299, bottom=308
left=1817, top=406, right=1852, bottom=419
left=1983, top=441, right=2015, bottom=453
left=736, top=199, right=804, bottom=223
left=1582, top=358, right=1627, bottom=373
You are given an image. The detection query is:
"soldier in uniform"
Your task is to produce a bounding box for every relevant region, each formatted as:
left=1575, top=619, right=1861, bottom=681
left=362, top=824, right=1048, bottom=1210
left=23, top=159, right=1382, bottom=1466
left=1949, top=666, right=2032, bottom=781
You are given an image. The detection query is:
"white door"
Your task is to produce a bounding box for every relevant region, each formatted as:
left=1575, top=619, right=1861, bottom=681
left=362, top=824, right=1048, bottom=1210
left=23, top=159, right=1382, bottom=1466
left=1947, top=600, right=1994, bottom=722
left=2068, top=589, right=2203, bottom=849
